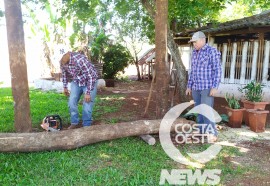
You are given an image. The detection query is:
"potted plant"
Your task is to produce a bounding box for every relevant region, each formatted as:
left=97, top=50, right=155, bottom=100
left=246, top=108, right=269, bottom=133
left=238, top=81, right=269, bottom=126
left=225, top=93, right=245, bottom=128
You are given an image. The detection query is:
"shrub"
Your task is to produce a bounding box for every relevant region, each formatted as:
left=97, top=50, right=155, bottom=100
left=103, top=43, right=132, bottom=79
left=239, top=81, right=264, bottom=102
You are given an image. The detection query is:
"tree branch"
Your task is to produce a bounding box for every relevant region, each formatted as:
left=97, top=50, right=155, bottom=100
left=140, top=0, right=156, bottom=19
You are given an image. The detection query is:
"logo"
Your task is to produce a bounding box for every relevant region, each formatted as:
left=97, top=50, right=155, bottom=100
left=159, top=102, right=222, bottom=185
left=159, top=102, right=222, bottom=166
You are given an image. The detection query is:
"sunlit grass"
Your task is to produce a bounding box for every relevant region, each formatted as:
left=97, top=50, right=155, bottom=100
left=0, top=88, right=125, bottom=132
left=0, top=137, right=175, bottom=185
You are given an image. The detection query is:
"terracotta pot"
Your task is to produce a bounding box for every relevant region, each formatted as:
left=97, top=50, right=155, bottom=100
left=226, top=107, right=245, bottom=128
left=247, top=109, right=269, bottom=133
left=241, top=100, right=269, bottom=126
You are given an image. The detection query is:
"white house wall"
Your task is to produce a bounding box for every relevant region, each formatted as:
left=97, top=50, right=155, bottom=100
left=178, top=46, right=191, bottom=71
left=216, top=83, right=270, bottom=102
left=180, top=39, right=270, bottom=100
left=262, top=41, right=270, bottom=84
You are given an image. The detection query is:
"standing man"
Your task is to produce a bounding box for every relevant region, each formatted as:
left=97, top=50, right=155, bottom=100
left=185, top=31, right=222, bottom=142
left=60, top=51, right=98, bottom=129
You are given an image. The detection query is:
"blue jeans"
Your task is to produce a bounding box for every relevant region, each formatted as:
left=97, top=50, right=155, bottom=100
left=192, top=89, right=218, bottom=136
left=69, top=81, right=97, bottom=127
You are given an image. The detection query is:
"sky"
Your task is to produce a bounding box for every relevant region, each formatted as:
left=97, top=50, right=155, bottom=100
left=0, top=21, right=46, bottom=86
left=0, top=1, right=46, bottom=86
left=0, top=1, right=10, bottom=85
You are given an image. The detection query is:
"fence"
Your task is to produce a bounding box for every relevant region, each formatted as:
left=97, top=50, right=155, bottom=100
left=220, top=40, right=270, bottom=85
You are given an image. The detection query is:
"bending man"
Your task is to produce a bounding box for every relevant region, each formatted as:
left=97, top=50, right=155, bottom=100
left=60, top=51, right=98, bottom=129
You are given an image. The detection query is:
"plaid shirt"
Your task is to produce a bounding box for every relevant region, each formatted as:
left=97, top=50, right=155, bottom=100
left=187, top=44, right=222, bottom=90
left=61, top=52, right=98, bottom=95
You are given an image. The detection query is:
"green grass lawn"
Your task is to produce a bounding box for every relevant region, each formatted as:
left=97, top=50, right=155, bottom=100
left=0, top=88, right=124, bottom=132
left=0, top=87, right=249, bottom=185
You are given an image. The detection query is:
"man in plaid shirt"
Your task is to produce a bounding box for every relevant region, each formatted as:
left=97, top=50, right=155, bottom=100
left=60, top=51, right=98, bottom=129
left=186, top=31, right=222, bottom=142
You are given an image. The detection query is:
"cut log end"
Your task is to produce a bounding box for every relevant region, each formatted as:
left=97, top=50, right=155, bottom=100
left=140, top=134, right=156, bottom=145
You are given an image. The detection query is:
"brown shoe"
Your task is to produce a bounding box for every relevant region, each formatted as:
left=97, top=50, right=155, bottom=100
left=68, top=124, right=79, bottom=130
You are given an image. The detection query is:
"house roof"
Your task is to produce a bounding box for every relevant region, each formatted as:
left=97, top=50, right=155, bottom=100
left=201, top=10, right=270, bottom=35
left=138, top=48, right=155, bottom=65
left=175, top=10, right=270, bottom=39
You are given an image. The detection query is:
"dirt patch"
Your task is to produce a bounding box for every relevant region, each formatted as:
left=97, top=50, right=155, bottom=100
left=97, top=80, right=157, bottom=122
left=97, top=80, right=270, bottom=186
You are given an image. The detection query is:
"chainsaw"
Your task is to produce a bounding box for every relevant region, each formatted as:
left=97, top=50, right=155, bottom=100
left=42, top=114, right=63, bottom=131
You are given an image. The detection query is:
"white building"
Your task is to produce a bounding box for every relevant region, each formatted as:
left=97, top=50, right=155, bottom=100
left=175, top=10, right=270, bottom=101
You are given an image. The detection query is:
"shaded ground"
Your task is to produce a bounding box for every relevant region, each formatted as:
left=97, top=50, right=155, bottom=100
left=98, top=80, right=270, bottom=126
left=97, top=80, right=157, bottom=122
left=97, top=80, right=270, bottom=186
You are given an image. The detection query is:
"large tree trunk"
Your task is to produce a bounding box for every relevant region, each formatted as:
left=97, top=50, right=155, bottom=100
left=0, top=119, right=193, bottom=152
left=4, top=0, right=32, bottom=132
left=140, top=0, right=189, bottom=104
left=155, top=0, right=169, bottom=118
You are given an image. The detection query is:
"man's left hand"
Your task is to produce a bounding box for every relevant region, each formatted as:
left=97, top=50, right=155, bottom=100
left=210, top=88, right=218, bottom=96
left=84, top=94, right=91, bottom=102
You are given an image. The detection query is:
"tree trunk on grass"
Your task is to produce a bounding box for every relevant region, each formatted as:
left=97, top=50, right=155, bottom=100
left=4, top=0, right=32, bottom=132
left=0, top=118, right=193, bottom=152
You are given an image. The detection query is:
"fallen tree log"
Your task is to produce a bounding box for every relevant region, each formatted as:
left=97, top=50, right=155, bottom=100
left=0, top=118, right=194, bottom=152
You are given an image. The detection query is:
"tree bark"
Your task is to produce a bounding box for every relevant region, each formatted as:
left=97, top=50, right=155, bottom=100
left=4, top=0, right=32, bottom=132
left=0, top=119, right=193, bottom=152
left=140, top=0, right=189, bottom=104
left=135, top=56, right=141, bottom=80
left=155, top=0, right=170, bottom=118
left=167, top=30, right=189, bottom=102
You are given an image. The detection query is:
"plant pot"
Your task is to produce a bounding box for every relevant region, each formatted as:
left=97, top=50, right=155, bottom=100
left=246, top=109, right=269, bottom=133
left=105, top=79, right=115, bottom=87
left=241, top=100, right=269, bottom=126
left=225, top=107, right=245, bottom=128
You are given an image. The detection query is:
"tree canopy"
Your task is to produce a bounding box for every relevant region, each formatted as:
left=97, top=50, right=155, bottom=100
left=1, top=0, right=267, bottom=47
left=218, top=0, right=270, bottom=22
left=16, top=0, right=270, bottom=52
